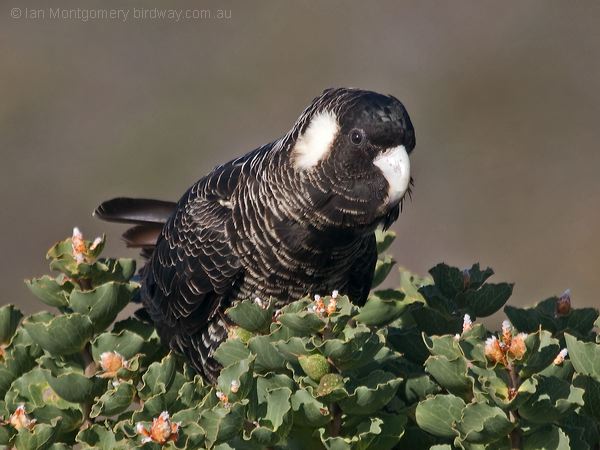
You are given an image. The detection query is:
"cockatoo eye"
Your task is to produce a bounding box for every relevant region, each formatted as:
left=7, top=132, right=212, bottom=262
left=349, top=129, right=365, bottom=146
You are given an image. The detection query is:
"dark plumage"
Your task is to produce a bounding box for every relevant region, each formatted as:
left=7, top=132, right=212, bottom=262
left=95, top=88, right=416, bottom=381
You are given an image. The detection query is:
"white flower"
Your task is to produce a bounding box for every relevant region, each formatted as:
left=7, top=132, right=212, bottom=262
left=462, top=314, right=473, bottom=333
left=90, top=236, right=103, bottom=251
left=71, top=227, right=86, bottom=263
left=553, top=348, right=568, bottom=365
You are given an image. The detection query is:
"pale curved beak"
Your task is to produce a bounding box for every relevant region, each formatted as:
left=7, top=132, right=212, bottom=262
left=373, top=145, right=411, bottom=205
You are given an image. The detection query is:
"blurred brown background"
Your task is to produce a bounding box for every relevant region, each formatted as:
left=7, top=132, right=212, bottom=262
left=2, top=1, right=599, bottom=320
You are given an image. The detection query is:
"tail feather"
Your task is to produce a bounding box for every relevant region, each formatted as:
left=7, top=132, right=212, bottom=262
left=122, top=224, right=164, bottom=248
left=94, top=197, right=175, bottom=257
left=94, top=197, right=176, bottom=225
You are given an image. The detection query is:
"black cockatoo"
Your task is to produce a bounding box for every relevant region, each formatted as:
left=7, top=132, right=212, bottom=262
left=95, top=88, right=416, bottom=380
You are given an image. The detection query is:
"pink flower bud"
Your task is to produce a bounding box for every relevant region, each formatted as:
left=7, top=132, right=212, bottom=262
left=556, top=289, right=571, bottom=316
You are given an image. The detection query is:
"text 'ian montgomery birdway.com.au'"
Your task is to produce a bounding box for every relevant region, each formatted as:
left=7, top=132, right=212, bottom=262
left=10, top=7, right=232, bottom=23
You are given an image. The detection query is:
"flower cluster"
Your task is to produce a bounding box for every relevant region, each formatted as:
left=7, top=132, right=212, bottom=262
left=7, top=405, right=36, bottom=431
left=136, top=411, right=180, bottom=445
left=308, top=292, right=338, bottom=316
left=216, top=390, right=231, bottom=408
left=97, top=351, right=130, bottom=379
left=71, top=227, right=102, bottom=264
left=484, top=321, right=527, bottom=366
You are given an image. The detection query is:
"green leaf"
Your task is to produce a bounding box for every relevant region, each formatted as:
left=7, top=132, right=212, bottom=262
left=217, top=357, right=254, bottom=399
left=398, top=269, right=431, bottom=303
left=23, top=313, right=94, bottom=355
left=562, top=308, right=598, bottom=337
left=375, top=228, right=396, bottom=253
left=425, top=354, right=473, bottom=398
left=227, top=299, right=273, bottom=333
left=256, top=374, right=295, bottom=405
left=339, top=370, right=402, bottom=415
left=457, top=283, right=513, bottom=318
left=43, top=368, right=105, bottom=404
left=520, top=330, right=561, bottom=378
left=0, top=343, right=40, bottom=396
left=13, top=422, right=60, bottom=450
left=355, top=290, right=407, bottom=326
left=429, top=263, right=465, bottom=298
left=372, top=255, right=396, bottom=288
left=519, top=375, right=584, bottom=423
left=139, top=353, right=177, bottom=400
left=561, top=413, right=598, bottom=450
left=91, top=329, right=147, bottom=361
left=90, top=381, right=136, bottom=418
left=274, top=337, right=311, bottom=362
left=399, top=374, right=440, bottom=404
left=522, top=425, right=571, bottom=450
left=213, top=338, right=252, bottom=368
left=199, top=404, right=245, bottom=448
left=68, top=282, right=136, bottom=333
left=176, top=376, right=209, bottom=410
left=572, top=374, right=600, bottom=421
left=397, top=425, right=440, bottom=450
left=410, top=304, right=460, bottom=335
left=464, top=264, right=494, bottom=290
left=25, top=276, right=73, bottom=309
left=264, top=387, right=292, bottom=431
left=88, top=258, right=136, bottom=285
left=0, top=304, right=23, bottom=344
left=320, top=327, right=384, bottom=371
left=277, top=311, right=326, bottom=335
left=321, top=416, right=387, bottom=449
left=425, top=334, right=464, bottom=359
left=76, top=424, right=127, bottom=450
left=133, top=371, right=186, bottom=422
left=5, top=368, right=57, bottom=410
left=368, top=413, right=407, bottom=450
left=290, top=388, right=330, bottom=427
left=504, top=298, right=557, bottom=334
left=387, top=327, right=430, bottom=364
left=565, top=333, right=600, bottom=381
left=178, top=422, right=207, bottom=449
left=455, top=403, right=513, bottom=443
left=0, top=424, right=15, bottom=445
left=415, top=394, right=465, bottom=438
left=31, top=405, right=83, bottom=434
left=248, top=336, right=286, bottom=372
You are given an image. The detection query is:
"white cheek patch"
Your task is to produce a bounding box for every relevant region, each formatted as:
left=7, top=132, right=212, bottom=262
left=292, top=111, right=339, bottom=169
left=373, top=145, right=411, bottom=204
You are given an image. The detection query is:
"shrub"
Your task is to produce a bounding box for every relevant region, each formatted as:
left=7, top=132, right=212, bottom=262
left=0, top=228, right=598, bottom=449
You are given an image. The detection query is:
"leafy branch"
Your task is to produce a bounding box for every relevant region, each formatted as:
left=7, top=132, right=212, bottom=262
left=0, top=228, right=597, bottom=449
